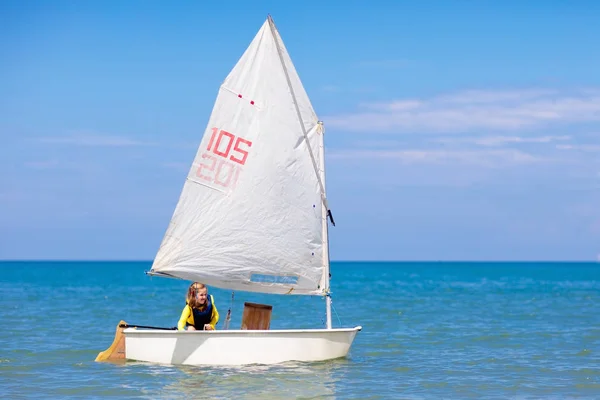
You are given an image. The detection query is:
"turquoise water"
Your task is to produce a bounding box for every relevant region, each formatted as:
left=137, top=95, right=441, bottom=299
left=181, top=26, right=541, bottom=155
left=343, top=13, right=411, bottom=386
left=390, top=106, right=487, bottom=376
left=1, top=261, right=599, bottom=399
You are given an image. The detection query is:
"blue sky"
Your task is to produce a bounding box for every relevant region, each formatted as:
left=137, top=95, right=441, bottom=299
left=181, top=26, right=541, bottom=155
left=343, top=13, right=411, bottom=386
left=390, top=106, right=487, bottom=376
left=1, top=0, right=599, bottom=261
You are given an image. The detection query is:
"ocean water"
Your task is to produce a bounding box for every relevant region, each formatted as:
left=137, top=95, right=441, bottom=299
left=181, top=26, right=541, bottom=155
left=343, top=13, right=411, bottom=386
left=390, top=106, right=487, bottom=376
left=0, top=261, right=599, bottom=399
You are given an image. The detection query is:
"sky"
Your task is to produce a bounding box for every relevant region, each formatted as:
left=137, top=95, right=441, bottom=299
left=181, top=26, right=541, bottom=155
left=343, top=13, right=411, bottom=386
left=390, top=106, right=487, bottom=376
left=1, top=0, right=600, bottom=261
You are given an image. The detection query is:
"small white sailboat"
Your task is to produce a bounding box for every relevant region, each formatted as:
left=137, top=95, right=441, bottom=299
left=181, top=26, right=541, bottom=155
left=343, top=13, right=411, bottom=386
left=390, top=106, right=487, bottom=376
left=97, top=15, right=361, bottom=366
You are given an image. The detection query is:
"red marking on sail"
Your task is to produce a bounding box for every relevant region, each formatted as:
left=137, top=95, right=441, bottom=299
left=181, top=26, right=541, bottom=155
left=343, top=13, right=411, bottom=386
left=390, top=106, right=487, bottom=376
left=237, top=93, right=256, bottom=106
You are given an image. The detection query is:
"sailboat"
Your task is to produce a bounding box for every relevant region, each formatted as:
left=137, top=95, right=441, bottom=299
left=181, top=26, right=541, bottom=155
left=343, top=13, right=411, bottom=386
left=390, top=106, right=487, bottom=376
left=97, top=15, right=361, bottom=366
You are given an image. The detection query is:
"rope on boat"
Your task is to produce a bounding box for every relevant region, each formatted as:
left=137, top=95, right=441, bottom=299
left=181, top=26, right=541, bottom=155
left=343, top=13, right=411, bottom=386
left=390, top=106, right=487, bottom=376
left=119, top=323, right=177, bottom=330
left=326, top=293, right=343, bottom=327
left=224, top=291, right=235, bottom=330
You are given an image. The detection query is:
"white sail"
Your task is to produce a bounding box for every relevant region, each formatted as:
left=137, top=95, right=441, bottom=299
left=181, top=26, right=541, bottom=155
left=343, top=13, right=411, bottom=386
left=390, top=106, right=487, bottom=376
left=149, top=17, right=329, bottom=296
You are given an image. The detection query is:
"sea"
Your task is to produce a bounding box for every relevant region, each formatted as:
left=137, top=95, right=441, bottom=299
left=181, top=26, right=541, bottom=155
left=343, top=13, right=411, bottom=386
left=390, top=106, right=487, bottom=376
left=0, top=261, right=599, bottom=399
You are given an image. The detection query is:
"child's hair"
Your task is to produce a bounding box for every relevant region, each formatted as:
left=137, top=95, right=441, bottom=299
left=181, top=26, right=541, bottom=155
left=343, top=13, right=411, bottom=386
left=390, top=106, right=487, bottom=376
left=186, top=282, right=206, bottom=310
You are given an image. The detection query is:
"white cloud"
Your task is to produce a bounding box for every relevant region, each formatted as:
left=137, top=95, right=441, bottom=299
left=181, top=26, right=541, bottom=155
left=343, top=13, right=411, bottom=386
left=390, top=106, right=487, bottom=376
left=556, top=144, right=600, bottom=152
left=328, top=148, right=541, bottom=167
left=434, top=89, right=558, bottom=104
left=433, top=135, right=571, bottom=147
left=324, top=88, right=600, bottom=133
left=373, top=100, right=423, bottom=111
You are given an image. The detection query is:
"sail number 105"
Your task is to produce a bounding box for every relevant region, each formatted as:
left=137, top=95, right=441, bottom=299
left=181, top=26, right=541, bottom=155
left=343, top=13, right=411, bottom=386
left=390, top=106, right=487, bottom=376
left=196, top=128, right=253, bottom=190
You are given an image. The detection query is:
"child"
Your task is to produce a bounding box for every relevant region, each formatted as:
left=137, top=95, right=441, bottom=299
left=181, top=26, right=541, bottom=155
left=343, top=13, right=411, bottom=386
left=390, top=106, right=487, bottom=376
left=177, top=282, right=219, bottom=331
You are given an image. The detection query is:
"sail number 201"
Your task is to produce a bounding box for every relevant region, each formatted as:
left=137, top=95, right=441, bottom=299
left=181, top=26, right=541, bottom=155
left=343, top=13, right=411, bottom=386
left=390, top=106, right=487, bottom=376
left=196, top=127, right=253, bottom=189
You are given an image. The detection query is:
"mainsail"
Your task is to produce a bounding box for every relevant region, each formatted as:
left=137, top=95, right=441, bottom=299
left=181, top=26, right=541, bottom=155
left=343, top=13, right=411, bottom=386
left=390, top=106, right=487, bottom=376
left=149, top=16, right=331, bottom=296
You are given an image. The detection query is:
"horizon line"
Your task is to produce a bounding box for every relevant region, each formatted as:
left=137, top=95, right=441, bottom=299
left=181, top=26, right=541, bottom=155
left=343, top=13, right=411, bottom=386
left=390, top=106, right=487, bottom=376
left=0, top=259, right=597, bottom=263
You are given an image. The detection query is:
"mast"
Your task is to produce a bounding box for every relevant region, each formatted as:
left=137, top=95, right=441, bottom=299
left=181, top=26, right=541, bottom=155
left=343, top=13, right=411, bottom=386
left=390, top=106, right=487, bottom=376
left=318, top=121, right=333, bottom=330
left=268, top=15, right=332, bottom=328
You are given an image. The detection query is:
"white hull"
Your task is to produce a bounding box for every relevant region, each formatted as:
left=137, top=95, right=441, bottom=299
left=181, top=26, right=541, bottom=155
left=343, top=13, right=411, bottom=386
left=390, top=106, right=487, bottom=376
left=123, top=326, right=361, bottom=366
